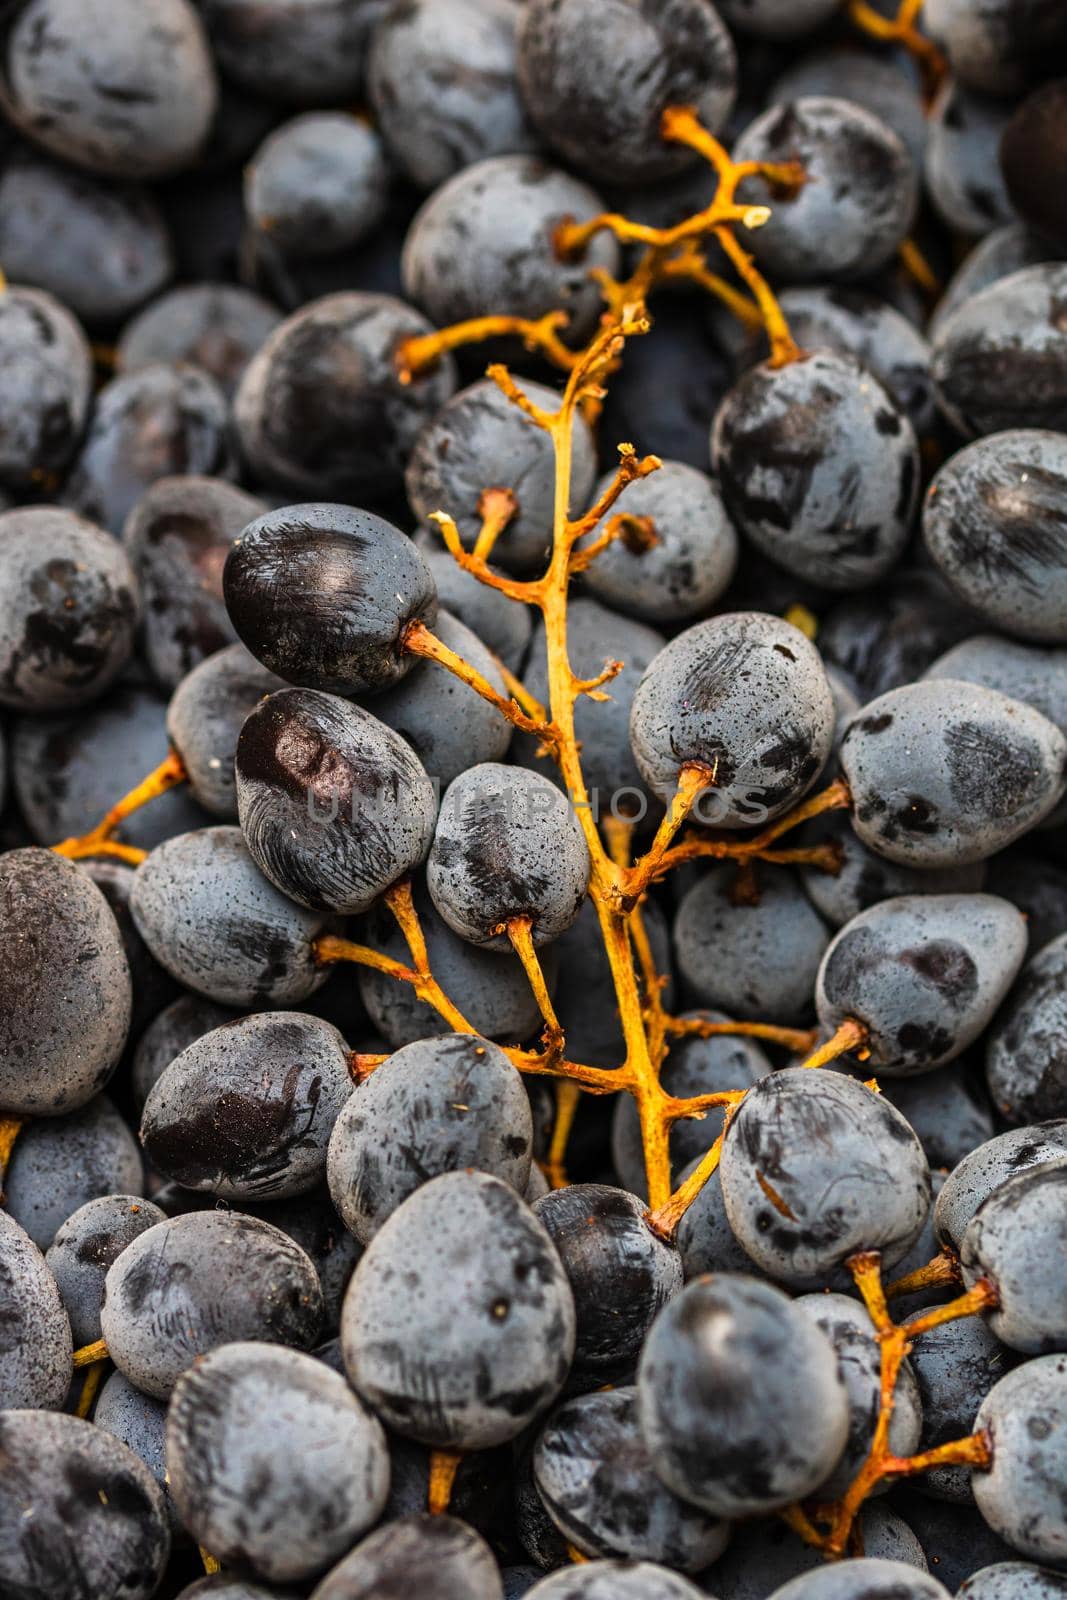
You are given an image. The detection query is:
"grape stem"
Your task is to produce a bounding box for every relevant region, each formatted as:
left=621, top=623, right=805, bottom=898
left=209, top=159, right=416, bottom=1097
left=75, top=1359, right=108, bottom=1419
left=73, top=1339, right=110, bottom=1368
left=400, top=617, right=557, bottom=741
left=51, top=749, right=188, bottom=862
left=784, top=1251, right=998, bottom=1555
left=886, top=1249, right=962, bottom=1298
left=0, top=1116, right=22, bottom=1200
left=427, top=1449, right=463, bottom=1515
left=847, top=0, right=947, bottom=98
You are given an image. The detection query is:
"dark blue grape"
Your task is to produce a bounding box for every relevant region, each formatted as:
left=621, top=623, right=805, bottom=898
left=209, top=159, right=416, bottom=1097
left=401, top=156, right=619, bottom=346
left=0, top=1410, right=170, bottom=1600
left=233, top=292, right=456, bottom=500
left=1001, top=80, right=1067, bottom=254
left=342, top=1170, right=575, bottom=1448
left=101, top=1209, right=323, bottom=1397
left=45, top=1194, right=165, bottom=1347
left=882, top=1065, right=994, bottom=1172
left=931, top=266, right=1067, bottom=436
left=142, top=1010, right=354, bottom=1200
left=0, top=849, right=131, bottom=1117
left=926, top=0, right=1067, bottom=94
left=769, top=49, right=926, bottom=169
left=5, top=1095, right=142, bottom=1251
left=930, top=224, right=1057, bottom=343
left=0, top=286, right=92, bottom=491
left=167, top=1341, right=389, bottom=1584
left=0, top=507, right=139, bottom=713
left=800, top=812, right=987, bottom=930
left=93, top=1370, right=179, bottom=1537
left=759, top=1563, right=951, bottom=1598
left=986, top=933, right=1067, bottom=1124
left=245, top=114, right=390, bottom=259
left=327, top=1033, right=532, bottom=1241
left=895, top=1491, right=1021, bottom=1591
left=523, top=1561, right=707, bottom=1598
left=309, top=1514, right=503, bottom=1600
left=516, top=0, right=736, bottom=185
left=906, top=1310, right=1015, bottom=1505
left=957, top=1563, right=1067, bottom=1598
left=704, top=1505, right=929, bottom=1596
left=818, top=570, right=978, bottom=702
left=167, top=643, right=287, bottom=817
left=224, top=503, right=438, bottom=693
left=924, top=80, right=1013, bottom=237
left=201, top=0, right=381, bottom=108
left=131, top=994, right=241, bottom=1110
left=247, top=1187, right=362, bottom=1336
left=0, top=1210, right=72, bottom=1411
left=81, top=855, right=180, bottom=1038
left=719, top=1068, right=930, bottom=1288
left=934, top=1121, right=1067, bottom=1251
left=637, top=1273, right=849, bottom=1516
left=973, top=1355, right=1067, bottom=1566
left=961, top=1159, right=1067, bottom=1353
left=369, top=0, right=537, bottom=190
left=130, top=825, right=332, bottom=1007
left=117, top=284, right=282, bottom=397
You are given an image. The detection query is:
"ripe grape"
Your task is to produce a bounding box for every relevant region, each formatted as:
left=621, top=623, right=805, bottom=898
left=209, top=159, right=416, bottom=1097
left=116, top=284, right=281, bottom=397
left=45, top=1194, right=165, bottom=1347
left=935, top=1122, right=1067, bottom=1251
left=973, top=1355, right=1067, bottom=1566
left=327, top=1033, right=532, bottom=1242
left=246, top=114, right=389, bottom=260
left=924, top=81, right=1014, bottom=237
left=961, top=1158, right=1067, bottom=1353
left=0, top=1210, right=73, bottom=1411
left=310, top=1514, right=504, bottom=1600
left=906, top=1311, right=1015, bottom=1505
left=101, top=1209, right=324, bottom=1397
left=931, top=266, right=1067, bottom=436
left=342, top=1170, right=575, bottom=1448
left=761, top=1562, right=951, bottom=1598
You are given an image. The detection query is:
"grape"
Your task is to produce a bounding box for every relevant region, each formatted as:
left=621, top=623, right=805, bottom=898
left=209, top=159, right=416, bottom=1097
left=712, top=350, right=920, bottom=591
left=405, top=377, right=597, bottom=576
left=674, top=864, right=831, bottom=1025
left=200, top=0, right=380, bottom=108
left=958, top=1563, right=1067, bottom=1598
left=427, top=763, right=589, bottom=949
left=532, top=1185, right=682, bottom=1379
left=81, top=856, right=180, bottom=1037
left=245, top=114, right=390, bottom=260
left=142, top=1010, right=354, bottom=1200
left=986, top=933, right=1067, bottom=1123
left=906, top=1311, right=1015, bottom=1505
left=233, top=292, right=457, bottom=500
left=116, top=285, right=281, bottom=398
left=0, top=1410, right=170, bottom=1600
left=881, top=1066, right=994, bottom=1172
left=769, top=50, right=927, bottom=171
left=960, top=1159, right=1067, bottom=1353
left=815, top=893, right=1027, bottom=1076
left=366, top=609, right=514, bottom=789
left=13, top=682, right=210, bottom=851
left=612, top=1010, right=771, bottom=1195
left=924, top=638, right=1067, bottom=749
left=176, top=1582, right=298, bottom=1600
left=772, top=285, right=937, bottom=437
left=576, top=460, right=737, bottom=623
left=1001, top=81, right=1067, bottom=253
left=401, top=155, right=620, bottom=346
left=0, top=286, right=92, bottom=492
left=516, top=0, right=736, bottom=186
left=513, top=598, right=665, bottom=802
left=0, top=506, right=139, bottom=713
left=415, top=537, right=532, bottom=670
left=674, top=1154, right=760, bottom=1278
left=0, top=1210, right=72, bottom=1411
left=101, top=1210, right=323, bottom=1398
left=973, top=1355, right=1067, bottom=1565
left=759, top=1562, right=951, bottom=1598
left=66, top=363, right=235, bottom=536
left=924, top=80, right=1014, bottom=238
left=504, top=1569, right=544, bottom=1599
left=931, top=266, right=1067, bottom=436
left=45, top=1194, right=165, bottom=1347
left=523, top=1564, right=706, bottom=1599
left=934, top=1122, right=1067, bottom=1251
left=637, top=1273, right=849, bottom=1516
left=166, top=643, right=287, bottom=818
left=356, top=878, right=555, bottom=1048
left=224, top=503, right=438, bottom=694
left=796, top=1292, right=923, bottom=1498
left=93, top=1370, right=180, bottom=1536
left=132, top=996, right=242, bottom=1110
left=704, top=1505, right=929, bottom=1596
left=818, top=570, right=977, bottom=702
left=0, top=148, right=174, bottom=326
left=130, top=825, right=332, bottom=1006
left=167, top=1341, right=389, bottom=1583
left=930, top=224, right=1058, bottom=343
left=800, top=812, right=987, bottom=930
left=327, top=1033, right=532, bottom=1241
left=247, top=1188, right=362, bottom=1335
left=236, top=687, right=437, bottom=913
left=369, top=0, right=537, bottom=190
left=839, top=681, right=1067, bottom=868
left=922, top=432, right=1067, bottom=644
left=553, top=895, right=670, bottom=1073
left=125, top=475, right=266, bottom=690
left=309, top=1514, right=504, bottom=1600
left=515, top=1441, right=570, bottom=1570
left=719, top=1069, right=930, bottom=1289
left=0, top=0, right=216, bottom=179
left=925, top=0, right=1067, bottom=95
left=0, top=849, right=132, bottom=1117
left=734, top=99, right=918, bottom=283
left=533, top=1386, right=728, bottom=1570
left=342, top=1170, right=575, bottom=1448
left=629, top=612, right=835, bottom=821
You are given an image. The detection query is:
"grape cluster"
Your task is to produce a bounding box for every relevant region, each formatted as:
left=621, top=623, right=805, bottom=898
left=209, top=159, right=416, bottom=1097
left=3, top=0, right=1067, bottom=1596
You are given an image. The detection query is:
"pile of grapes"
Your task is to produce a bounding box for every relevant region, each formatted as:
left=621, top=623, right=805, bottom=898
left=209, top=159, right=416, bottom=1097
left=1, top=0, right=1067, bottom=1595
